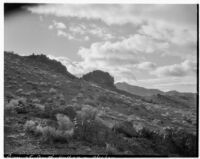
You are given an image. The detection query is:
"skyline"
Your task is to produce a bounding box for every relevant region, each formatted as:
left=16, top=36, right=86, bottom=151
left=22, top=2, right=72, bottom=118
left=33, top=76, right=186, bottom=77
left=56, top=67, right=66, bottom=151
left=4, top=4, right=197, bottom=92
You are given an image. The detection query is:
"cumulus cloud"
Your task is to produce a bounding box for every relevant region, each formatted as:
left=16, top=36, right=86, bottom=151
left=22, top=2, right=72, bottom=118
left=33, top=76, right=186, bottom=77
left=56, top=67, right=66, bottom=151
left=48, top=20, right=67, bottom=30
left=88, top=24, right=114, bottom=40
left=151, top=60, right=196, bottom=77
left=138, top=21, right=196, bottom=59
left=68, top=23, right=114, bottom=40
left=52, top=20, right=66, bottom=29
left=136, top=61, right=157, bottom=70
left=57, top=30, right=75, bottom=40
left=69, top=25, right=85, bottom=35
left=139, top=21, right=196, bottom=45
left=48, top=25, right=53, bottom=30
left=84, top=36, right=90, bottom=41
left=78, top=34, right=169, bottom=65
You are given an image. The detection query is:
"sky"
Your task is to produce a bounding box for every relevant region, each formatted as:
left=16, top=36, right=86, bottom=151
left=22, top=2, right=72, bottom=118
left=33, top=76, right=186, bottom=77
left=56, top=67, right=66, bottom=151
left=4, top=3, right=197, bottom=92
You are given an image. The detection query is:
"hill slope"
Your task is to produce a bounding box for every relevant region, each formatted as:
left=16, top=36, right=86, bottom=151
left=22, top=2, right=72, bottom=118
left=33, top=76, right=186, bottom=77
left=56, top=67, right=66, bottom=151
left=4, top=51, right=197, bottom=157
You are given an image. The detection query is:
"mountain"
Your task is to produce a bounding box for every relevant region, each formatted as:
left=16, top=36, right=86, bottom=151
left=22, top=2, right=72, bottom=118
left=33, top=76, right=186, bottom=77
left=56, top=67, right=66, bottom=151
left=4, top=51, right=197, bottom=157
left=116, top=82, right=164, bottom=96
left=116, top=82, right=196, bottom=109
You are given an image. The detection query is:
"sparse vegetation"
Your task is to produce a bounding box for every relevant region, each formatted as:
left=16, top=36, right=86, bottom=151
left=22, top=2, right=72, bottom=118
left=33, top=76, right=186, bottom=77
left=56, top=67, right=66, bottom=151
left=4, top=51, right=197, bottom=156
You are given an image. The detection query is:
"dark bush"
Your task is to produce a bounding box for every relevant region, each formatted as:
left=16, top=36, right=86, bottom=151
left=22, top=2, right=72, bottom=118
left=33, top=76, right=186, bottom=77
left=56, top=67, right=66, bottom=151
left=112, top=121, right=138, bottom=138
left=137, top=127, right=197, bottom=157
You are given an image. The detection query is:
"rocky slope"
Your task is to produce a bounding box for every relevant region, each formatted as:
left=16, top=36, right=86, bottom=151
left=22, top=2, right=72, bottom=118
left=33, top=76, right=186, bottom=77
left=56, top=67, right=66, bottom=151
left=4, top=51, right=197, bottom=157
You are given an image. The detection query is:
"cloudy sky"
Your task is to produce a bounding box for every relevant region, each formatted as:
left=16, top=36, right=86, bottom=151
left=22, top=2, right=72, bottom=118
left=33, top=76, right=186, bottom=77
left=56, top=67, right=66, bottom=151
left=4, top=4, right=197, bottom=92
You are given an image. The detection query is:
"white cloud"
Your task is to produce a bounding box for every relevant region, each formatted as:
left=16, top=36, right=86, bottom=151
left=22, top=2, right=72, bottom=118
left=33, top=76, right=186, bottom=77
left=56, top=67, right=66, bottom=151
left=27, top=4, right=196, bottom=26
left=88, top=24, right=114, bottom=40
left=53, top=20, right=66, bottom=29
left=136, top=61, right=157, bottom=70
left=48, top=25, right=53, bottom=30
left=57, top=30, right=74, bottom=40
left=84, top=36, right=90, bottom=41
left=69, top=25, right=85, bottom=35
left=138, top=21, right=196, bottom=59
left=68, top=23, right=114, bottom=40
left=78, top=34, right=169, bottom=64
left=48, top=20, right=66, bottom=30
left=139, top=21, right=196, bottom=45
left=151, top=60, right=196, bottom=77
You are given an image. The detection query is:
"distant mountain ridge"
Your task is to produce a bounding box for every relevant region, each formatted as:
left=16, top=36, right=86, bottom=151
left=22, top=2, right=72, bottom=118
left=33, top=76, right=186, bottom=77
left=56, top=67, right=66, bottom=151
left=115, top=82, right=196, bottom=109
left=115, top=82, right=164, bottom=96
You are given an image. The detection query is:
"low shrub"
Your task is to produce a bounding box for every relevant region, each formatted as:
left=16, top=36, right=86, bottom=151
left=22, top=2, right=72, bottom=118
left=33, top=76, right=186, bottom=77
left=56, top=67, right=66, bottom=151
left=56, top=114, right=74, bottom=131
left=136, top=126, right=197, bottom=156
left=112, top=121, right=138, bottom=138
left=76, top=105, right=98, bottom=122
left=24, top=114, right=75, bottom=143
left=24, top=120, right=37, bottom=133
left=74, top=106, right=113, bottom=146
left=39, top=126, right=73, bottom=143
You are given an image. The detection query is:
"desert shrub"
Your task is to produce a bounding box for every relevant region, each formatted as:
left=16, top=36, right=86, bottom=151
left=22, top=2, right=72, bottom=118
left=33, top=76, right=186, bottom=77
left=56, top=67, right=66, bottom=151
left=112, top=121, right=138, bottom=138
left=24, top=115, right=74, bottom=143
left=138, top=127, right=157, bottom=140
left=61, top=106, right=77, bottom=120
left=39, top=126, right=73, bottom=143
left=5, top=97, right=27, bottom=113
left=105, top=143, right=119, bottom=155
left=83, top=98, right=97, bottom=107
left=76, top=105, right=98, bottom=122
left=74, top=105, right=111, bottom=145
left=98, top=95, right=126, bottom=105
left=136, top=126, right=197, bottom=156
left=56, top=114, right=74, bottom=131
left=34, top=104, right=45, bottom=111
left=74, top=116, right=109, bottom=145
left=42, top=105, right=77, bottom=120
left=37, top=114, right=74, bottom=143
left=5, top=99, right=19, bottom=109
left=164, top=129, right=197, bottom=156
left=24, top=120, right=37, bottom=134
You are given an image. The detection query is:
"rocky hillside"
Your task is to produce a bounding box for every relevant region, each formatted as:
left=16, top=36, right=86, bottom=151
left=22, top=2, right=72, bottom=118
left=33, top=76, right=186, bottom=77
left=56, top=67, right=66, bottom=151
left=116, top=82, right=164, bottom=96
left=4, top=51, right=197, bottom=157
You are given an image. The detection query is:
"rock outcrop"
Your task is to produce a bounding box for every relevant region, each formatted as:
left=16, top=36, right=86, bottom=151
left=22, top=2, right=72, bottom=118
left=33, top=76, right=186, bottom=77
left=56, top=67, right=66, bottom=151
left=82, top=70, right=115, bottom=89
